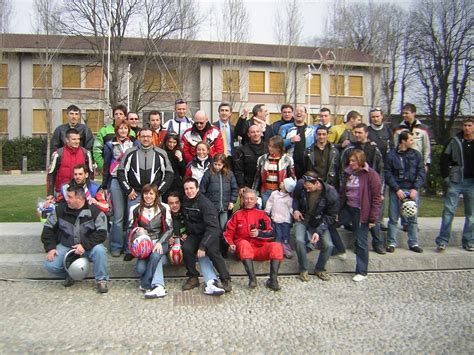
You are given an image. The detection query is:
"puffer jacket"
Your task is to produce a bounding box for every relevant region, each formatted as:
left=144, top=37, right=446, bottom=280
left=440, top=132, right=465, bottom=183
left=200, top=170, right=238, bottom=212
left=41, top=200, right=107, bottom=252
left=102, top=137, right=138, bottom=188
left=384, top=148, right=426, bottom=191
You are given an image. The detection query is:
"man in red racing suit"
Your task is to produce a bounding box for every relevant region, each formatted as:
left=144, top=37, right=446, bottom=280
left=224, top=188, right=283, bottom=291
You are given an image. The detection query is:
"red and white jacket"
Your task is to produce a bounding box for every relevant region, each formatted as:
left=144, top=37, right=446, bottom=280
left=182, top=124, right=224, bottom=163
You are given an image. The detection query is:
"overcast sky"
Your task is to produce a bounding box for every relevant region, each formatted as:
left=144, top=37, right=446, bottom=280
left=9, top=0, right=414, bottom=45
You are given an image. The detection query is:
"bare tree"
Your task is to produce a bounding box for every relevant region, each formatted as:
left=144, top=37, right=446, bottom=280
left=0, top=0, right=13, bottom=60
left=275, top=0, right=303, bottom=105
left=218, top=0, right=249, bottom=116
left=35, top=0, right=62, bottom=167
left=408, top=0, right=473, bottom=144
left=52, top=0, right=199, bottom=116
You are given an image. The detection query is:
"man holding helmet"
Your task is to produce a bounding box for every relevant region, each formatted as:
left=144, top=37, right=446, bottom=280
left=384, top=131, right=426, bottom=253
left=41, top=185, right=109, bottom=293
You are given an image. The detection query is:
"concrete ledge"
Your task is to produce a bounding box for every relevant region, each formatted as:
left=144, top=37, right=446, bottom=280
left=0, top=221, right=466, bottom=254
left=1, top=247, right=472, bottom=280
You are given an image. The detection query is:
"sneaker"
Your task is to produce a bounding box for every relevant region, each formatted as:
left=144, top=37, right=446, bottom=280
left=204, top=280, right=225, bottom=296
left=373, top=246, right=387, bottom=255
left=333, top=252, right=347, bottom=260
left=299, top=271, right=310, bottom=282
left=409, top=245, right=423, bottom=253
left=97, top=280, right=108, bottom=294
left=463, top=244, right=474, bottom=252
left=63, top=276, right=75, bottom=288
left=437, top=244, right=447, bottom=252
left=220, top=279, right=232, bottom=292
left=144, top=285, right=167, bottom=299
left=352, top=274, right=367, bottom=282
left=315, top=271, right=330, bottom=281
left=182, top=277, right=200, bottom=291
left=110, top=250, right=121, bottom=257
left=386, top=245, right=395, bottom=253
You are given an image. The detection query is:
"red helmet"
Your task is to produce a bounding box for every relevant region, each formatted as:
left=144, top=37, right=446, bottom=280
left=168, top=238, right=183, bottom=265
left=129, top=229, right=153, bottom=259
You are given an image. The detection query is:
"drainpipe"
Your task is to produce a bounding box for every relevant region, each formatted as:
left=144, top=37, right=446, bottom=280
left=210, top=61, right=214, bottom=122
left=18, top=53, right=22, bottom=137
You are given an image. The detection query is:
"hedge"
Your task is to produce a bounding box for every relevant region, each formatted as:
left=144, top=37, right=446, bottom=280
left=1, top=136, right=48, bottom=171
left=0, top=137, right=448, bottom=195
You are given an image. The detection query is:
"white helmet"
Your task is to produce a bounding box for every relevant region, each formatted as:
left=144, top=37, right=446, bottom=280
left=401, top=199, right=417, bottom=219
left=63, top=249, right=91, bottom=280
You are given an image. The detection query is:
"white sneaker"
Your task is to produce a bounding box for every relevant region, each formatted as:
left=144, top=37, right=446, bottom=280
left=352, top=274, right=367, bottom=282
left=144, top=285, right=167, bottom=299
left=204, top=279, right=225, bottom=296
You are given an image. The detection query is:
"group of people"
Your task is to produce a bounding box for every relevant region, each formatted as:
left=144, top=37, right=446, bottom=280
left=40, top=99, right=474, bottom=296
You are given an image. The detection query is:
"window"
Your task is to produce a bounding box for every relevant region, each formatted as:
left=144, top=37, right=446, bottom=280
left=85, top=110, right=104, bottom=133
left=269, top=72, right=285, bottom=94
left=330, top=75, right=344, bottom=96
left=85, top=66, right=104, bottom=89
left=306, top=74, right=321, bottom=95
left=269, top=113, right=281, bottom=124
left=0, top=64, right=7, bottom=88
left=223, top=70, right=240, bottom=92
left=33, top=64, right=52, bottom=88
left=33, top=109, right=51, bottom=133
left=0, top=109, right=7, bottom=133
left=349, top=76, right=363, bottom=96
left=144, top=69, right=161, bottom=92
left=249, top=71, right=265, bottom=93
left=163, top=69, right=179, bottom=92
left=62, top=65, right=81, bottom=88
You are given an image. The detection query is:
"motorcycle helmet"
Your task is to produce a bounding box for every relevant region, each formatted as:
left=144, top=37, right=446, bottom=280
left=63, top=249, right=91, bottom=281
left=400, top=199, right=418, bottom=218
left=168, top=238, right=183, bottom=265
left=129, top=229, right=153, bottom=259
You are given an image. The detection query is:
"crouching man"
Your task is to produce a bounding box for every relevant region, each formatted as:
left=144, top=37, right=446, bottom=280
left=41, top=185, right=109, bottom=293
left=224, top=188, right=283, bottom=291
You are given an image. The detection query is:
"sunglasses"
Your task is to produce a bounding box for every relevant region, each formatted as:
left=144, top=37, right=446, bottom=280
left=369, top=107, right=382, bottom=113
left=175, top=99, right=187, bottom=104
left=195, top=121, right=206, bottom=126
left=128, top=117, right=139, bottom=121
left=302, top=175, right=319, bottom=182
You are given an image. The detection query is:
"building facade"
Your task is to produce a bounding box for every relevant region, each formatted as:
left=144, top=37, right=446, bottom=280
left=0, top=34, right=386, bottom=138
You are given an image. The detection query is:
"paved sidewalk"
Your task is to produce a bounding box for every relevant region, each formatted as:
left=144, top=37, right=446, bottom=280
left=0, top=271, right=472, bottom=353
left=0, top=172, right=46, bottom=185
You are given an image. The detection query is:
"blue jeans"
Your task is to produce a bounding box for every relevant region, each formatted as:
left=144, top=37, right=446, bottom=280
left=198, top=256, right=219, bottom=283
left=261, top=189, right=275, bottom=210
left=136, top=241, right=169, bottom=289
left=340, top=206, right=370, bottom=275
left=387, top=189, right=419, bottom=247
left=272, top=222, right=291, bottom=245
left=294, top=222, right=333, bottom=273
left=43, top=243, right=109, bottom=281
left=109, top=178, right=127, bottom=253
left=436, top=178, right=474, bottom=246
left=218, top=211, right=229, bottom=231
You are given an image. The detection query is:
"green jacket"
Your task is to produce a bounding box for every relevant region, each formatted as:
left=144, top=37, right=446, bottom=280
left=93, top=123, right=136, bottom=170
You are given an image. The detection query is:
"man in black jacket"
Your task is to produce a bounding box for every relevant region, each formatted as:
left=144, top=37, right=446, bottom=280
left=292, top=171, right=339, bottom=282
left=50, top=105, right=94, bottom=152
left=181, top=178, right=232, bottom=292
left=41, top=185, right=109, bottom=293
left=233, top=124, right=268, bottom=195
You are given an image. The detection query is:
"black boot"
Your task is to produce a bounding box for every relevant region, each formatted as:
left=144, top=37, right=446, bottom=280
left=242, top=259, right=257, bottom=288
left=265, top=260, right=281, bottom=291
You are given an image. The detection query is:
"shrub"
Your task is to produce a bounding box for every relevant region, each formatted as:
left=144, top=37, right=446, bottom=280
left=1, top=136, right=47, bottom=171
left=424, top=144, right=445, bottom=195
